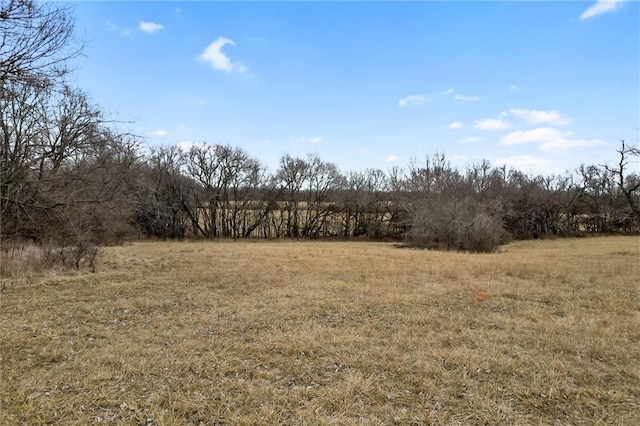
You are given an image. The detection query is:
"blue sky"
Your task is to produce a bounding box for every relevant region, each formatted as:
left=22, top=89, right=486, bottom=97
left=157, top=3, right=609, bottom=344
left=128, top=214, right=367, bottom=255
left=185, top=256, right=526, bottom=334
left=72, top=1, right=639, bottom=175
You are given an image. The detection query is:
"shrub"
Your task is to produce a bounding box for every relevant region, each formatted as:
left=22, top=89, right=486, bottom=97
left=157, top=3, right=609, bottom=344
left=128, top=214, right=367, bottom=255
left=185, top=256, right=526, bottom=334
left=405, top=198, right=510, bottom=253
left=1, top=239, right=100, bottom=278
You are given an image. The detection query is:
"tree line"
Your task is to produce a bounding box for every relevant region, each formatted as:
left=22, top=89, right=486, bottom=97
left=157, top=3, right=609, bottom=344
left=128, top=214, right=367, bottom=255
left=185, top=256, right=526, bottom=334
left=2, top=0, right=639, bottom=264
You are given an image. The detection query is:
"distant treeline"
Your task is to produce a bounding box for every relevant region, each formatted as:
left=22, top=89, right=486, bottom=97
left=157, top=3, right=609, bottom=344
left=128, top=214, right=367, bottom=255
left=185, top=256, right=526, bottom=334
left=2, top=0, right=639, bottom=257
left=3, top=132, right=640, bottom=252
left=132, top=144, right=640, bottom=249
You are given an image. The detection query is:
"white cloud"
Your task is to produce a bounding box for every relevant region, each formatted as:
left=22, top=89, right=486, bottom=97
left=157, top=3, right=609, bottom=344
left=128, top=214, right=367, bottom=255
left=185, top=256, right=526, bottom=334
left=443, top=88, right=479, bottom=102
left=540, top=138, right=606, bottom=151
left=290, top=136, right=323, bottom=144
left=175, top=7, right=182, bottom=15
left=386, top=154, right=399, bottom=162
left=190, top=99, right=208, bottom=107
left=458, top=136, right=484, bottom=144
left=121, top=28, right=133, bottom=37
left=500, top=127, right=570, bottom=145
left=449, top=154, right=468, bottom=164
left=150, top=129, right=169, bottom=138
left=106, top=20, right=118, bottom=32
left=453, top=94, right=479, bottom=102
left=448, top=122, right=463, bottom=129
left=494, top=155, right=554, bottom=173
left=580, top=0, right=627, bottom=20
left=139, top=21, right=164, bottom=34
left=198, top=37, right=248, bottom=73
left=474, top=118, right=511, bottom=130
left=509, top=108, right=571, bottom=126
left=500, top=128, right=606, bottom=151
left=509, top=85, right=519, bottom=92
left=177, top=140, right=197, bottom=151
left=398, top=95, right=425, bottom=108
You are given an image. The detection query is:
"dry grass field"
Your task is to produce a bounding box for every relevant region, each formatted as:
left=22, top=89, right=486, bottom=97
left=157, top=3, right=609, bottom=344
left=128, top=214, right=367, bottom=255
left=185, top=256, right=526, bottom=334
left=1, top=236, right=639, bottom=425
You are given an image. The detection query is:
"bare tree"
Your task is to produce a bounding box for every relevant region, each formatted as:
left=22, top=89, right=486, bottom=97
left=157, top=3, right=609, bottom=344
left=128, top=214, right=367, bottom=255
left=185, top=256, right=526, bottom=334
left=134, top=145, right=196, bottom=239
left=300, top=155, right=341, bottom=238
left=337, top=170, right=365, bottom=238
left=604, top=140, right=640, bottom=224
left=395, top=155, right=509, bottom=252
left=273, top=155, right=308, bottom=238
left=0, top=79, right=119, bottom=242
left=0, top=0, right=136, bottom=269
left=1, top=0, right=79, bottom=87
left=183, top=143, right=267, bottom=238
left=578, top=164, right=621, bottom=232
left=222, top=148, right=266, bottom=239
left=360, top=169, right=392, bottom=238
left=184, top=143, right=223, bottom=237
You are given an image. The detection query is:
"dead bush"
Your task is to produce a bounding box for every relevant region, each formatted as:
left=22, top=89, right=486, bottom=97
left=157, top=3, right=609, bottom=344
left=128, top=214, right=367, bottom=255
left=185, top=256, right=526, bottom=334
left=461, top=212, right=511, bottom=253
left=1, top=238, right=100, bottom=278
left=405, top=199, right=509, bottom=253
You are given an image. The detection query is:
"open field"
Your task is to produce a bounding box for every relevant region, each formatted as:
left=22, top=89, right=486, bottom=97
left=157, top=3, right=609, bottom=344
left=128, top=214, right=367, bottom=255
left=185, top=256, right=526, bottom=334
left=1, top=237, right=639, bottom=425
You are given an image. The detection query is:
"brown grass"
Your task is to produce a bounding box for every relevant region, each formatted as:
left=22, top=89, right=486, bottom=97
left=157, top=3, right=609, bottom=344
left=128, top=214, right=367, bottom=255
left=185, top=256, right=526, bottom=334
left=1, top=236, right=639, bottom=425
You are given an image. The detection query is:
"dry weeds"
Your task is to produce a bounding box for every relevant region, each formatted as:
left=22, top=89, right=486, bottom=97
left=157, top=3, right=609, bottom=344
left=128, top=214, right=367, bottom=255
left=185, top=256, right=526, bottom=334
left=1, top=236, right=639, bottom=425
